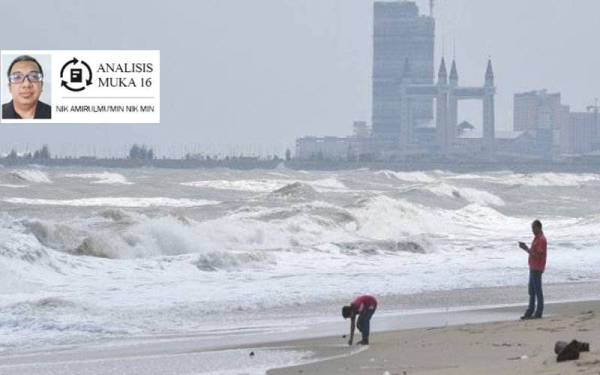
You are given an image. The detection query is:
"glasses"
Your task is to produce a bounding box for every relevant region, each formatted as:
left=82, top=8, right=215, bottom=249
left=8, top=72, right=43, bottom=84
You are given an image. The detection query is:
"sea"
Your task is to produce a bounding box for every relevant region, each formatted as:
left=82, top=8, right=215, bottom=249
left=1, top=165, right=600, bottom=360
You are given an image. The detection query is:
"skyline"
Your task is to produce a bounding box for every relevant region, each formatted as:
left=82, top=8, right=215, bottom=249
left=0, top=0, right=599, bottom=157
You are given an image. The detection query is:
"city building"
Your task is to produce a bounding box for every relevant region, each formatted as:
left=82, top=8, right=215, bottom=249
left=561, top=110, right=600, bottom=155
left=513, top=90, right=568, bottom=158
left=372, top=1, right=435, bottom=140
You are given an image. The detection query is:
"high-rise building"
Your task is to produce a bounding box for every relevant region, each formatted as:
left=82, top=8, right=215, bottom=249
left=514, top=90, right=564, bottom=131
left=513, top=90, right=567, bottom=157
left=372, top=1, right=435, bottom=140
left=561, top=111, right=600, bottom=155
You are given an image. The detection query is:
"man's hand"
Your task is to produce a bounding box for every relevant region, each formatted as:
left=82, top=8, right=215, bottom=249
left=518, top=241, right=529, bottom=251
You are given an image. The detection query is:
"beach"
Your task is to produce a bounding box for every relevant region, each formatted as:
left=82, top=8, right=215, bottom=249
left=269, top=300, right=600, bottom=375
left=0, top=299, right=598, bottom=374
left=1, top=167, right=600, bottom=374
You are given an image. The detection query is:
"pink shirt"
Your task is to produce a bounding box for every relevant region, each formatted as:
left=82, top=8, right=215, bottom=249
left=351, top=295, right=378, bottom=312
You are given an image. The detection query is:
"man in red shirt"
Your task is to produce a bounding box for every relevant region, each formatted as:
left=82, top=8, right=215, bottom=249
left=519, top=220, right=547, bottom=319
left=342, top=295, right=377, bottom=345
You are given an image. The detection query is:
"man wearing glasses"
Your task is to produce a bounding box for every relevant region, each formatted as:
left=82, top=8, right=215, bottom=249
left=2, top=55, right=51, bottom=119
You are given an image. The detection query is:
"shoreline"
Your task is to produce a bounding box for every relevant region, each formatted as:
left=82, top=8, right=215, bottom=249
left=267, top=300, right=600, bottom=375
left=1, top=297, right=599, bottom=374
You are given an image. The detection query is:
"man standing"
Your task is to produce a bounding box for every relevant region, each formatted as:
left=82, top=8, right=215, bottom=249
left=519, top=220, right=547, bottom=319
left=342, top=295, right=377, bottom=345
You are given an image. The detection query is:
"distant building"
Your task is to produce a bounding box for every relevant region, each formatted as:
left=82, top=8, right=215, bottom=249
left=513, top=90, right=569, bottom=158
left=372, top=1, right=435, bottom=140
left=295, top=122, right=376, bottom=161
left=353, top=121, right=370, bottom=138
left=295, top=136, right=351, bottom=161
left=561, top=111, right=600, bottom=155
left=514, top=90, right=564, bottom=131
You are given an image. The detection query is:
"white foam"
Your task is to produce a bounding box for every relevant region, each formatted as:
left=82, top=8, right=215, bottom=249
left=3, top=197, right=220, bottom=208
left=2, top=168, right=600, bottom=354
left=0, top=184, right=27, bottom=189
left=182, top=179, right=287, bottom=192
left=9, top=169, right=52, bottom=184
left=376, top=170, right=436, bottom=183
left=63, top=172, right=132, bottom=185
left=182, top=178, right=348, bottom=193
left=461, top=172, right=600, bottom=187
left=426, top=183, right=505, bottom=206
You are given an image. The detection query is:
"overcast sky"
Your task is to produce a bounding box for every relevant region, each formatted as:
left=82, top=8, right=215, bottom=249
left=1, top=0, right=599, bottom=157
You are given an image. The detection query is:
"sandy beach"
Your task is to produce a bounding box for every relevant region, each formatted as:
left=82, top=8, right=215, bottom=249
left=0, top=299, right=599, bottom=374
left=269, top=300, right=600, bottom=375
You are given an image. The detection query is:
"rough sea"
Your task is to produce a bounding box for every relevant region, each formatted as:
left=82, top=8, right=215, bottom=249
left=1, top=166, right=600, bottom=354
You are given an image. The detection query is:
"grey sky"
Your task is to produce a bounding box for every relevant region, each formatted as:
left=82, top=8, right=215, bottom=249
left=0, top=0, right=598, bottom=157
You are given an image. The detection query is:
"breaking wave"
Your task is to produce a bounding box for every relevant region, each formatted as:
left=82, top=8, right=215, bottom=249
left=376, top=170, right=437, bottom=183
left=3, top=197, right=221, bottom=208
left=181, top=178, right=348, bottom=193
left=63, top=172, right=132, bottom=185
left=8, top=169, right=52, bottom=184
left=268, top=182, right=318, bottom=200
left=425, top=183, right=505, bottom=206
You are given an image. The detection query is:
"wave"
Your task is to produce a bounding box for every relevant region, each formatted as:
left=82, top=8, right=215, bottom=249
left=449, top=172, right=600, bottom=187
left=3, top=197, right=221, bottom=208
left=268, top=182, right=318, bottom=200
left=376, top=170, right=436, bottom=183
left=182, top=178, right=348, bottom=193
left=333, top=239, right=429, bottom=255
left=192, top=250, right=274, bottom=271
left=0, top=184, right=27, bottom=188
left=182, top=179, right=288, bottom=192
left=8, top=169, right=52, bottom=183
left=425, top=183, right=505, bottom=206
left=499, top=173, right=599, bottom=187
left=63, top=172, right=132, bottom=185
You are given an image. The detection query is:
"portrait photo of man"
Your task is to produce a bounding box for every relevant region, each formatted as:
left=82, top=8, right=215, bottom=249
left=2, top=55, right=51, bottom=120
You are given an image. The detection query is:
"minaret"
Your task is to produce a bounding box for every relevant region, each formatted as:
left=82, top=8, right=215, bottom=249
left=436, top=58, right=450, bottom=154
left=485, top=58, right=495, bottom=87
left=448, top=60, right=459, bottom=141
left=437, top=57, right=448, bottom=86
left=483, top=59, right=496, bottom=153
left=449, top=60, right=458, bottom=87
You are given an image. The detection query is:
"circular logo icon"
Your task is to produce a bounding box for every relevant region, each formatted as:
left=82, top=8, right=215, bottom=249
left=60, top=57, right=93, bottom=92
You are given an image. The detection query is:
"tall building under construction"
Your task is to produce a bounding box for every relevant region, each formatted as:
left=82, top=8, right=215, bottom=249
left=372, top=1, right=435, bottom=140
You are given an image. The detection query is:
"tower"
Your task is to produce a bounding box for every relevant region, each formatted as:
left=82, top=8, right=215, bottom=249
left=436, top=58, right=450, bottom=153
left=483, top=59, right=496, bottom=152
left=448, top=60, right=459, bottom=141
left=372, top=1, right=435, bottom=142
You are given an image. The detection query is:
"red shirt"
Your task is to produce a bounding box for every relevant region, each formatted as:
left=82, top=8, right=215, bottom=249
left=529, top=232, right=547, bottom=272
left=351, top=295, right=377, bottom=312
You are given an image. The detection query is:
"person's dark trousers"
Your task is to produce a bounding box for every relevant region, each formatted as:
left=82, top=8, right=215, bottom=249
left=357, top=307, right=376, bottom=342
left=525, top=270, right=544, bottom=318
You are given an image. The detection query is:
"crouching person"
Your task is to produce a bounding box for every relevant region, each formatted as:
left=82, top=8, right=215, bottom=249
left=342, top=295, right=377, bottom=345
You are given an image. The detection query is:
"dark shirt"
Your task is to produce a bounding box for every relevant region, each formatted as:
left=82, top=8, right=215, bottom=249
left=2, top=100, right=52, bottom=119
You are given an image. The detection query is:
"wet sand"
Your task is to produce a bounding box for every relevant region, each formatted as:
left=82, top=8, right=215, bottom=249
left=268, top=300, right=600, bottom=375
left=1, top=296, right=599, bottom=374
